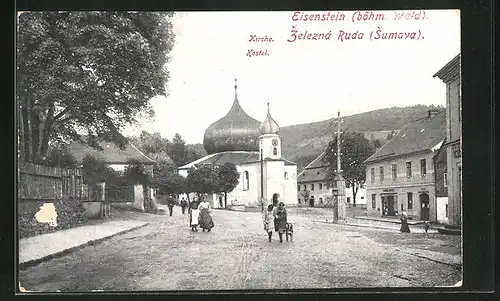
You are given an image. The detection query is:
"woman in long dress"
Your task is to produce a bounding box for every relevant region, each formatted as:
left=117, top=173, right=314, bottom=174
left=190, top=199, right=200, bottom=232
left=198, top=198, right=214, bottom=232
left=274, top=202, right=288, bottom=243
left=400, top=211, right=411, bottom=233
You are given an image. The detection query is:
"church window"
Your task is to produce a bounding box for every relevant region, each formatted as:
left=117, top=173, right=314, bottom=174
left=273, top=147, right=277, bottom=155
left=284, top=172, right=288, bottom=179
left=243, top=171, right=249, bottom=191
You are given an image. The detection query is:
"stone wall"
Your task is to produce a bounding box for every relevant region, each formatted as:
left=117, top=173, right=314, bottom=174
left=18, top=198, right=89, bottom=239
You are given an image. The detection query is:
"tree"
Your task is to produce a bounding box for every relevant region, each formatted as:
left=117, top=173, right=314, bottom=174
left=215, top=163, right=240, bottom=208
left=17, top=12, right=175, bottom=163
left=169, top=133, right=187, bottom=166
left=152, top=162, right=186, bottom=196
left=46, top=147, right=78, bottom=168
left=185, top=166, right=218, bottom=201
left=323, top=132, right=375, bottom=207
left=123, top=159, right=156, bottom=212
left=301, top=188, right=311, bottom=208
left=373, top=139, right=382, bottom=149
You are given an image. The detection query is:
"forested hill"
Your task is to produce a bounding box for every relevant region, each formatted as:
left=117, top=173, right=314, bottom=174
left=280, top=105, right=443, bottom=169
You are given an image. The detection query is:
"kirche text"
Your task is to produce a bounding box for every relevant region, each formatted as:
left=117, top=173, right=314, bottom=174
left=352, top=11, right=385, bottom=23
left=394, top=10, right=427, bottom=20
left=292, top=11, right=346, bottom=22
left=247, top=49, right=269, bottom=57
left=249, top=35, right=274, bottom=42
left=287, top=25, right=332, bottom=43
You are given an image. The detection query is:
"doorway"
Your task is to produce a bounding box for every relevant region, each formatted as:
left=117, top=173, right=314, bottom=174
left=382, top=195, right=396, bottom=216
left=420, top=193, right=430, bottom=220
left=219, top=196, right=223, bottom=208
left=309, top=196, right=315, bottom=207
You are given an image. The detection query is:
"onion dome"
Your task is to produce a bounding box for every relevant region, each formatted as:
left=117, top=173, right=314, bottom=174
left=203, top=79, right=261, bottom=155
left=259, top=102, right=280, bottom=134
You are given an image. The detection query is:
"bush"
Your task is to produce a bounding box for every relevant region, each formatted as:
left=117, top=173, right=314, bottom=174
left=18, top=198, right=89, bottom=239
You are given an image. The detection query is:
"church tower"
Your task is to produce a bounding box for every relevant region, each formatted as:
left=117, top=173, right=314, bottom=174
left=259, top=102, right=281, bottom=160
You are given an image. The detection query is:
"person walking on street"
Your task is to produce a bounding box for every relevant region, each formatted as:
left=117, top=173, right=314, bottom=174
left=181, top=198, right=188, bottom=215
left=263, top=204, right=274, bottom=242
left=190, top=199, right=200, bottom=232
left=400, top=211, right=411, bottom=233
left=167, top=196, right=175, bottom=216
left=274, top=202, right=288, bottom=243
left=198, top=198, right=214, bottom=232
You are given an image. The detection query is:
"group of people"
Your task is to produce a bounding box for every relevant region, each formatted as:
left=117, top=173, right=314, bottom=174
left=165, top=196, right=215, bottom=232
left=263, top=201, right=288, bottom=243
left=188, top=197, right=215, bottom=232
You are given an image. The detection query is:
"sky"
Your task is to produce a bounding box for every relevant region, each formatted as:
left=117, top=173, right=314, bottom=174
left=123, top=10, right=460, bottom=144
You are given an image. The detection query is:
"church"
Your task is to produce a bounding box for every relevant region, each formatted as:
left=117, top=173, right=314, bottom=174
left=178, top=80, right=298, bottom=209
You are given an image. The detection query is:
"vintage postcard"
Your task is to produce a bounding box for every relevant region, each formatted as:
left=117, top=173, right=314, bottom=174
left=17, top=10, right=462, bottom=291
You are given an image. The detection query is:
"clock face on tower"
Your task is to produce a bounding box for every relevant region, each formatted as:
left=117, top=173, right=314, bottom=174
left=272, top=138, right=279, bottom=146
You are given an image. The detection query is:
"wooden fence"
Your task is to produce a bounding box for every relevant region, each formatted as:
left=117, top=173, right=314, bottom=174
left=18, top=162, right=89, bottom=200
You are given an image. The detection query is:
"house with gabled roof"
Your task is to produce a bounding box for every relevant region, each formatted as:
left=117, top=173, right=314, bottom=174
left=67, top=139, right=157, bottom=212
left=297, top=151, right=366, bottom=208
left=363, top=110, right=446, bottom=221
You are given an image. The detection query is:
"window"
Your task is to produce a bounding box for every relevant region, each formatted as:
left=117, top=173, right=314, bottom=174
left=371, top=194, right=376, bottom=209
left=303, top=185, right=306, bottom=190
left=273, top=147, right=277, bottom=155
left=401, top=204, right=404, bottom=211
left=297, top=185, right=300, bottom=191
left=420, top=159, right=427, bottom=176
left=392, top=164, right=397, bottom=181
left=445, top=204, right=449, bottom=217
left=406, top=162, right=412, bottom=178
left=360, top=196, right=364, bottom=199
left=407, top=192, right=413, bottom=209
left=284, top=172, right=288, bottom=179
left=319, top=183, right=323, bottom=190
left=311, top=184, right=315, bottom=191
left=379, top=166, right=384, bottom=182
left=320, top=197, right=323, bottom=204
left=298, top=198, right=301, bottom=204
left=331, top=181, right=337, bottom=188
left=370, top=168, right=375, bottom=183
left=243, top=171, right=249, bottom=191
left=444, top=173, right=448, bottom=187
left=347, top=197, right=351, bottom=203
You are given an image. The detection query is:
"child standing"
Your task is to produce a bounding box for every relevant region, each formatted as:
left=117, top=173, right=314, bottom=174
left=263, top=204, right=274, bottom=242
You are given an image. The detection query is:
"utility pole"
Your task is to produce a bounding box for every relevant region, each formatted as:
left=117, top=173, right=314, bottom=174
left=337, top=111, right=342, bottom=174
left=333, top=111, right=343, bottom=222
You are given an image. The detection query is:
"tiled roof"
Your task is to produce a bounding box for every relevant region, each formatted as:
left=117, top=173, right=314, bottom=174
left=178, top=151, right=296, bottom=169
left=364, top=111, right=446, bottom=164
left=67, top=140, right=155, bottom=165
left=297, top=166, right=332, bottom=183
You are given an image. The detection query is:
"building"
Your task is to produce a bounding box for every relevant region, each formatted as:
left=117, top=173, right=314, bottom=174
left=178, top=80, right=298, bottom=209
left=297, top=151, right=364, bottom=207
left=67, top=139, right=156, bottom=212
left=433, top=54, right=462, bottom=226
left=363, top=110, right=446, bottom=221
left=434, top=140, right=449, bottom=224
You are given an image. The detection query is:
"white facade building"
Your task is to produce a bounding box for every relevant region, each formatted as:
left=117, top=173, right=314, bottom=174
left=178, top=80, right=298, bottom=209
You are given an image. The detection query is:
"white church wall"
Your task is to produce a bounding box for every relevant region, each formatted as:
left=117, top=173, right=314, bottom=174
left=283, top=165, right=298, bottom=207
left=227, top=163, right=260, bottom=206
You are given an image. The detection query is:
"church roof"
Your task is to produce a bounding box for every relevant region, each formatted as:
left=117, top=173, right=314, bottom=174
left=364, top=110, right=446, bottom=164
left=259, top=103, right=280, bottom=134
left=203, top=79, right=261, bottom=155
left=178, top=151, right=296, bottom=170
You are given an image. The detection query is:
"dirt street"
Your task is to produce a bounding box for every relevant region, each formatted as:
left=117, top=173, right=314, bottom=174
left=19, top=207, right=462, bottom=291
